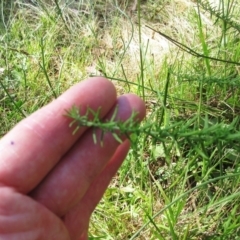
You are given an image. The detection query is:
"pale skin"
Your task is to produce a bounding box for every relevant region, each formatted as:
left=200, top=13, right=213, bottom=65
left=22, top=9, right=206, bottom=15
left=0, top=77, right=146, bottom=240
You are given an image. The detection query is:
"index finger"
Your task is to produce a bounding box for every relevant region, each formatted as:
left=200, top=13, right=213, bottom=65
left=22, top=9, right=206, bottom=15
left=0, top=77, right=117, bottom=193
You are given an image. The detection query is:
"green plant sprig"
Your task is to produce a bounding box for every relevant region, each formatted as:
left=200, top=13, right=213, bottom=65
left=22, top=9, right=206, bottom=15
left=66, top=106, right=240, bottom=147
left=66, top=105, right=141, bottom=145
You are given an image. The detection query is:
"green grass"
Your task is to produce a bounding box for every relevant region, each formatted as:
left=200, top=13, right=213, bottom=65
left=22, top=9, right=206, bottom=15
left=1, top=0, right=240, bottom=239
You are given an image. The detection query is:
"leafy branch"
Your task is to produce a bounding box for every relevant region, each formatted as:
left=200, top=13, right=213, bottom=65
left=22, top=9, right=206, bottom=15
left=66, top=105, right=141, bottom=145
left=66, top=106, right=240, bottom=148
left=198, top=0, right=240, bottom=32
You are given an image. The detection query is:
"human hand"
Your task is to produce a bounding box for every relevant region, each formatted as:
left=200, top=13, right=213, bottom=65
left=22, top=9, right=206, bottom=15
left=0, top=77, right=145, bottom=240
